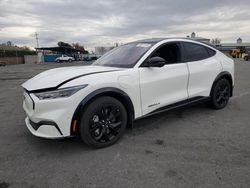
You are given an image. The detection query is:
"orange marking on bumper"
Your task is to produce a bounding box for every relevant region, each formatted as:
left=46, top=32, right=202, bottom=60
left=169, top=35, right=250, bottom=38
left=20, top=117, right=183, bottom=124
left=72, top=120, right=77, bottom=132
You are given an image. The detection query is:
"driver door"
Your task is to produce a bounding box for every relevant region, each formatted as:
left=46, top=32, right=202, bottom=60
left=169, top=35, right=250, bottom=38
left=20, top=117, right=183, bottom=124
left=139, top=42, right=189, bottom=115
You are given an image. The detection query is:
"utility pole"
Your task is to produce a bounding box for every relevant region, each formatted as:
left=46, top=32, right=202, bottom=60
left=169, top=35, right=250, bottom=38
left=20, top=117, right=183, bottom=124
left=34, top=32, right=39, bottom=48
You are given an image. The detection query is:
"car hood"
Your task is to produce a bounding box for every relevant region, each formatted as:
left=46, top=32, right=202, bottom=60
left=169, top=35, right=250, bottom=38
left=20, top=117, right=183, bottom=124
left=22, top=65, right=123, bottom=91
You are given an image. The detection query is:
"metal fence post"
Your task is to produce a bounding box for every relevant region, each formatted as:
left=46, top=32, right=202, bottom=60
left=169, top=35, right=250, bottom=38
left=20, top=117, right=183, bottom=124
left=16, top=50, right=18, bottom=64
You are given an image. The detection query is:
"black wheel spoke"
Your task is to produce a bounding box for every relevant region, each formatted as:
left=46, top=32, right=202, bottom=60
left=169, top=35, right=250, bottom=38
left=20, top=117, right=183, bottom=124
left=90, top=121, right=101, bottom=129
left=108, top=126, right=119, bottom=135
left=94, top=128, right=105, bottom=141
left=102, top=132, right=111, bottom=142
left=105, top=108, right=110, bottom=118
left=216, top=96, right=222, bottom=102
left=109, top=121, right=121, bottom=128
left=90, top=126, right=99, bottom=133
left=101, top=108, right=107, bottom=119
left=88, top=104, right=123, bottom=143
left=110, top=108, right=120, bottom=118
left=222, top=87, right=228, bottom=94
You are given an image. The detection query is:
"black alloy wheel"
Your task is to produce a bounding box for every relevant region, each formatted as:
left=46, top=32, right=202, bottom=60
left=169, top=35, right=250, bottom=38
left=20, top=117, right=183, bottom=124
left=211, top=79, right=231, bottom=109
left=80, top=96, right=127, bottom=148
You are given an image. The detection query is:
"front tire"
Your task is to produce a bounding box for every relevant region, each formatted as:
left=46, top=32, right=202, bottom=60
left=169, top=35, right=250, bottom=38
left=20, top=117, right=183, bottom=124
left=80, top=96, right=127, bottom=148
left=210, top=79, right=231, bottom=109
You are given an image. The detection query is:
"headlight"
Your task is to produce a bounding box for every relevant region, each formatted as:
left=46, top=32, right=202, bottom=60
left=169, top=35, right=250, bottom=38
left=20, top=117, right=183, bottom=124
left=34, top=85, right=88, bottom=100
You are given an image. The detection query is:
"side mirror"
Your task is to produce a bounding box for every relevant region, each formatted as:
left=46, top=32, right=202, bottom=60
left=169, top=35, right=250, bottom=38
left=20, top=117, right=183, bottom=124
left=144, top=56, right=166, bottom=67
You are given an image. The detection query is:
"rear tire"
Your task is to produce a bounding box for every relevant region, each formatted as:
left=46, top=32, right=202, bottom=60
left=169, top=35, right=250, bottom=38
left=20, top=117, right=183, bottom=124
left=210, top=79, right=231, bottom=109
left=80, top=96, right=127, bottom=148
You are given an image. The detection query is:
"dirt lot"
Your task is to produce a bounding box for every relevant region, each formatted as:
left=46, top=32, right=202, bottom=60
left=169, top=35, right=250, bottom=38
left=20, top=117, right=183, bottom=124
left=0, top=60, right=250, bottom=188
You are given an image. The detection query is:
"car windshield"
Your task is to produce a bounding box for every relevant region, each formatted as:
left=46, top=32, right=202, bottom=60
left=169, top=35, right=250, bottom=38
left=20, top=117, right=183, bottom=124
left=93, top=42, right=154, bottom=68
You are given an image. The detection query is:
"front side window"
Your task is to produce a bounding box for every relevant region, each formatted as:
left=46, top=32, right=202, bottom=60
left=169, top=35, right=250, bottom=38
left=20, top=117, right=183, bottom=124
left=182, top=42, right=215, bottom=62
left=149, top=42, right=181, bottom=64
left=93, top=42, right=154, bottom=68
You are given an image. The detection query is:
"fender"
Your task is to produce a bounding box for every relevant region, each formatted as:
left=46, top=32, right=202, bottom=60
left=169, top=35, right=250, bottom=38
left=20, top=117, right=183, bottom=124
left=210, top=71, right=233, bottom=97
left=70, top=87, right=135, bottom=135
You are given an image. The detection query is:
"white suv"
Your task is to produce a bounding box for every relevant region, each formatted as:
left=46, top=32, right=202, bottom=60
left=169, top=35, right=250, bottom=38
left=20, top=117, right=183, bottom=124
left=55, top=54, right=75, bottom=62
left=22, top=38, right=234, bottom=148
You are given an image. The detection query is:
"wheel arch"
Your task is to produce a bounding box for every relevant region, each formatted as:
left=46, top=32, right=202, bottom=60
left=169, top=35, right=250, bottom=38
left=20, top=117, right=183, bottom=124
left=70, top=87, right=135, bottom=136
left=210, top=71, right=233, bottom=97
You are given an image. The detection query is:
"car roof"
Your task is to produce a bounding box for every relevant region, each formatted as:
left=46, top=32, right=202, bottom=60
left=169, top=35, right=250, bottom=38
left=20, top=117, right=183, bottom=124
left=132, top=37, right=216, bottom=49
left=133, top=38, right=167, bottom=43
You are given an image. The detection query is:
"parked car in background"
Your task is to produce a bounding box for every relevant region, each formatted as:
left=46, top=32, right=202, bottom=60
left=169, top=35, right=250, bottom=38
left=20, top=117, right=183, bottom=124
left=0, top=61, right=6, bottom=66
left=55, top=55, right=75, bottom=62
left=75, top=54, right=101, bottom=61
left=83, top=56, right=98, bottom=61
left=22, top=38, right=234, bottom=148
left=244, top=54, right=250, bottom=61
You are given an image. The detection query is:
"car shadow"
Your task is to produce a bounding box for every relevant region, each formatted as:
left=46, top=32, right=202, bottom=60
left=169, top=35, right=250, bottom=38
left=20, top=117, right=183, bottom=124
left=26, top=102, right=214, bottom=152
left=128, top=102, right=213, bottom=135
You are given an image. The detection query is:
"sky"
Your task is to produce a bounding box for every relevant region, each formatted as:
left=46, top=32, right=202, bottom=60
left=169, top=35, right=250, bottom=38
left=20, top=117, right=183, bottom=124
left=0, top=0, right=250, bottom=49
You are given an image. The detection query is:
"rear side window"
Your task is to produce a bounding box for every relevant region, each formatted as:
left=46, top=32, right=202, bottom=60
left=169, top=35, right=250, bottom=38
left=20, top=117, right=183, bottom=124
left=182, top=42, right=215, bottom=62
left=206, top=47, right=216, bottom=57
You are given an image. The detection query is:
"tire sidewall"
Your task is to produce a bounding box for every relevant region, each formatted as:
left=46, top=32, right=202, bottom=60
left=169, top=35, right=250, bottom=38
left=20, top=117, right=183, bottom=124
left=211, top=79, right=231, bottom=109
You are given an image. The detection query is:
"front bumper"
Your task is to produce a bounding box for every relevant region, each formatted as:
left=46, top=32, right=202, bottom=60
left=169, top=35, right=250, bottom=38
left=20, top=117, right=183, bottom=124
left=25, top=117, right=63, bottom=138
left=22, top=87, right=92, bottom=139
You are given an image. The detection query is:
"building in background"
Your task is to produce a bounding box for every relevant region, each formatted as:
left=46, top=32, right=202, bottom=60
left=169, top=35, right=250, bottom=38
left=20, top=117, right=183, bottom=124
left=215, top=38, right=250, bottom=57
left=237, top=37, right=242, bottom=44
left=36, top=45, right=89, bottom=62
left=188, top=32, right=211, bottom=43
left=187, top=33, right=250, bottom=58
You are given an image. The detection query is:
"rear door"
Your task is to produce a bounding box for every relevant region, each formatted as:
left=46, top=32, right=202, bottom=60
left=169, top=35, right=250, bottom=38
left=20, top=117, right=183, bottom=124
left=181, top=42, right=222, bottom=98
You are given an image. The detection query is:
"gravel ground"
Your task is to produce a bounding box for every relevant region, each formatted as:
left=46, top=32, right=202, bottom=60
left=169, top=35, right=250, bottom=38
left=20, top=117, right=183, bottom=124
left=0, top=60, right=250, bottom=188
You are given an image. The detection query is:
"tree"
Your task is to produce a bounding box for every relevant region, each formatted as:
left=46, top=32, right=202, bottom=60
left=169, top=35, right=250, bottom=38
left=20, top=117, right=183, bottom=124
left=72, top=42, right=89, bottom=53
left=0, top=41, right=13, bottom=46
left=72, top=42, right=85, bottom=52
left=6, top=41, right=13, bottom=46
left=20, top=46, right=32, bottom=51
left=57, top=41, right=72, bottom=47
left=211, top=38, right=221, bottom=45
